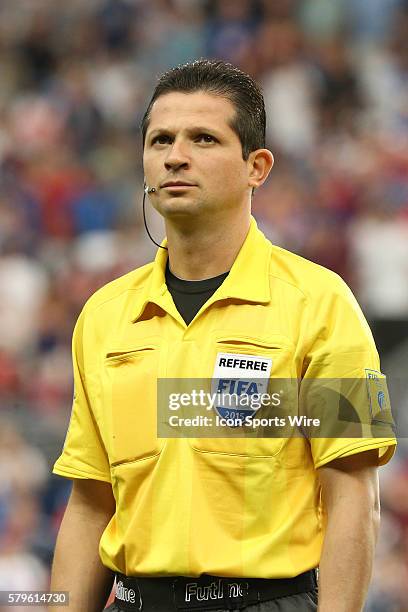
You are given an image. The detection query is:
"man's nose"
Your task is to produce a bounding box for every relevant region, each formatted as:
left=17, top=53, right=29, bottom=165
left=164, top=140, right=190, bottom=171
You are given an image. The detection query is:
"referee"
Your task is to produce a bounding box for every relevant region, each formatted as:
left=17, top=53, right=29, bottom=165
left=50, top=60, right=396, bottom=611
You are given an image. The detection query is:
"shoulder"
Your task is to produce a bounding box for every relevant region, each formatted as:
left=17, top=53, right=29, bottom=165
left=82, top=262, right=154, bottom=316
left=268, top=243, right=350, bottom=302
left=266, top=243, right=374, bottom=351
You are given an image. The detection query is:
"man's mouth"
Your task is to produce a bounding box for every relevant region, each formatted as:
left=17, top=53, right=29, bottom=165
left=161, top=181, right=196, bottom=188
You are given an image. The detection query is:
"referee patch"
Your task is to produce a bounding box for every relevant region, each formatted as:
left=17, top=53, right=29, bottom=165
left=212, top=352, right=272, bottom=421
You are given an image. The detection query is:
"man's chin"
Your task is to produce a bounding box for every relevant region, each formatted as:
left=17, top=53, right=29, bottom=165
left=158, top=198, right=203, bottom=219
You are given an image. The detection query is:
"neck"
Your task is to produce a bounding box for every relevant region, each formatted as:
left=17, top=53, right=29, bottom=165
left=164, top=210, right=251, bottom=280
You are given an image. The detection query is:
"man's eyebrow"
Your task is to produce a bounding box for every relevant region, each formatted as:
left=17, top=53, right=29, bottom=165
left=147, top=127, right=172, bottom=136
left=186, top=126, right=222, bottom=135
left=147, top=126, right=224, bottom=138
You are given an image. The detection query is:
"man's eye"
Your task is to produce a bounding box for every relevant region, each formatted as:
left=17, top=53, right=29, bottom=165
left=196, top=134, right=216, bottom=143
left=152, top=135, right=171, bottom=145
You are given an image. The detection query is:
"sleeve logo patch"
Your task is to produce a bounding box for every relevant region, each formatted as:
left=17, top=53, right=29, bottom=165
left=365, top=368, right=389, bottom=416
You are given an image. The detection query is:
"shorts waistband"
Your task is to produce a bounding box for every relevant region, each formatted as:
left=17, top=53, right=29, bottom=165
left=113, top=569, right=318, bottom=611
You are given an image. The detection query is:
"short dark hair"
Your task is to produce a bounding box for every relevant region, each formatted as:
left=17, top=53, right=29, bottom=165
left=141, top=59, right=266, bottom=160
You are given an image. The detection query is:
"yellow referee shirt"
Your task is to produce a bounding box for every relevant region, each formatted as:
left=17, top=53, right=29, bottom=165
left=53, top=216, right=396, bottom=578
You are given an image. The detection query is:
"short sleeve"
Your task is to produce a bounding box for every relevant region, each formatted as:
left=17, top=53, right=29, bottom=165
left=300, top=275, right=397, bottom=468
left=53, top=309, right=111, bottom=482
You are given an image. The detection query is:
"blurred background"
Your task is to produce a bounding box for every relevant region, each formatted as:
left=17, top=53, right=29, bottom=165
left=0, top=0, right=407, bottom=610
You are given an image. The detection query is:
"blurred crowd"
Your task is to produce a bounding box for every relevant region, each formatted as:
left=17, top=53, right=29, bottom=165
left=0, top=0, right=407, bottom=610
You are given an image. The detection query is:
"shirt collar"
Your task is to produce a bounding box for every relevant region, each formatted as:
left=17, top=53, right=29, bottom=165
left=131, top=216, right=272, bottom=323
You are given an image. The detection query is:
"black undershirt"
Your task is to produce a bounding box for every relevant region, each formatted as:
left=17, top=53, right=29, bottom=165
left=165, top=261, right=229, bottom=326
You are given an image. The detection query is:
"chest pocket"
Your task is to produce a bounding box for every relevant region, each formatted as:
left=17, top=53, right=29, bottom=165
left=105, top=338, right=166, bottom=466
left=190, top=333, right=297, bottom=458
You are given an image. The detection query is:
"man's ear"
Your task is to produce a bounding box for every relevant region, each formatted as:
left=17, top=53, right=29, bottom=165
left=248, top=149, right=274, bottom=190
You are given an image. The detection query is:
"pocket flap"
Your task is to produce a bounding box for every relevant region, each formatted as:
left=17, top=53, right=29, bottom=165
left=213, top=332, right=294, bottom=351
left=105, top=335, right=161, bottom=362
left=106, top=345, right=158, bottom=361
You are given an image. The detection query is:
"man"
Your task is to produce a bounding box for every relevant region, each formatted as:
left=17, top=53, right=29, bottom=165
left=51, top=60, right=396, bottom=612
